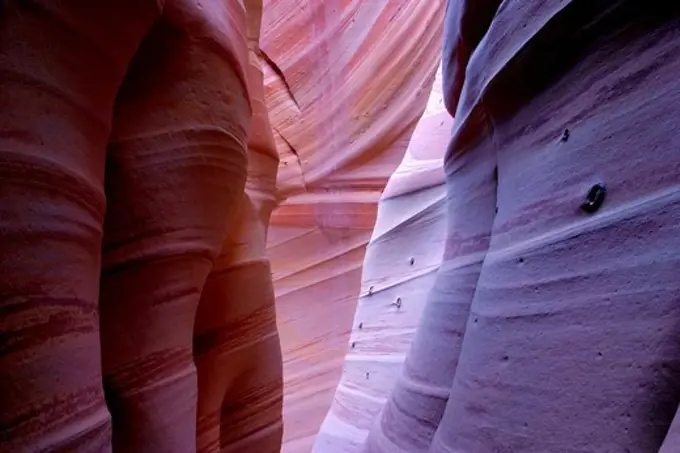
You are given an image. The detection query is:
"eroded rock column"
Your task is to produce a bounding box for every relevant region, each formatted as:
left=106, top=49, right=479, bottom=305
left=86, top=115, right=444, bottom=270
left=194, top=2, right=283, bottom=451
left=99, top=2, right=251, bottom=451
left=0, top=2, right=161, bottom=451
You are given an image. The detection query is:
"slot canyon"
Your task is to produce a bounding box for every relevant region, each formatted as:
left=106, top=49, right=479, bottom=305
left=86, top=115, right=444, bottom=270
left=1, top=1, right=680, bottom=453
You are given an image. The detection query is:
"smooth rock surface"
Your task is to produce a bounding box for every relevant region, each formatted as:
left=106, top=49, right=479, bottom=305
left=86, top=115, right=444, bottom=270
left=258, top=1, right=446, bottom=451
left=363, top=2, right=680, bottom=452
left=0, top=1, right=278, bottom=452
left=311, top=64, right=452, bottom=453
left=193, top=2, right=283, bottom=451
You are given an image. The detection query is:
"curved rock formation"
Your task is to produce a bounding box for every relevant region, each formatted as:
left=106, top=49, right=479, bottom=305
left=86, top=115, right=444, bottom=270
left=100, top=2, right=252, bottom=449
left=2, top=0, right=448, bottom=450
left=7, top=1, right=679, bottom=452
left=311, top=64, right=452, bottom=453
left=192, top=3, right=283, bottom=452
left=1, top=2, right=172, bottom=450
left=361, top=2, right=680, bottom=452
left=0, top=1, right=278, bottom=452
left=257, top=1, right=446, bottom=451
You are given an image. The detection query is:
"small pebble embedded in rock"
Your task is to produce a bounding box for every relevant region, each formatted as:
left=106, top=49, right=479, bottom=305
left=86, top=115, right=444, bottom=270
left=581, top=183, right=607, bottom=213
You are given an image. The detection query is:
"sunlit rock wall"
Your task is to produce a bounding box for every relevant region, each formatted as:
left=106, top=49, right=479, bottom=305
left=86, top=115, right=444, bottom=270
left=257, top=1, right=446, bottom=451
left=311, top=64, right=452, bottom=453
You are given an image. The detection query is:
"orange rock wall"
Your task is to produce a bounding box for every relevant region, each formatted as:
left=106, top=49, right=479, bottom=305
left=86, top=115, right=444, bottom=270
left=258, top=1, right=446, bottom=451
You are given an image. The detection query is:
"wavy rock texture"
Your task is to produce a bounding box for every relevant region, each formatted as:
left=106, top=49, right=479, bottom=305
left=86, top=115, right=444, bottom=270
left=257, top=1, right=446, bottom=451
left=192, top=2, right=283, bottom=452
left=0, top=1, right=279, bottom=452
left=362, top=3, right=680, bottom=453
left=311, top=64, right=453, bottom=453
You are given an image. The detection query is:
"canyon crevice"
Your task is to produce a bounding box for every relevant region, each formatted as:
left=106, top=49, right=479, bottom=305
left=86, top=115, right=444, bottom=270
left=2, top=1, right=680, bottom=453
left=258, top=2, right=446, bottom=451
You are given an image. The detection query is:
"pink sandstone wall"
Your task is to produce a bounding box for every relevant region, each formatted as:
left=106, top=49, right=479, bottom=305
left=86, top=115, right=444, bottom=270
left=0, top=1, right=282, bottom=451
left=192, top=2, right=284, bottom=451
left=3, top=1, right=680, bottom=453
left=257, top=1, right=446, bottom=451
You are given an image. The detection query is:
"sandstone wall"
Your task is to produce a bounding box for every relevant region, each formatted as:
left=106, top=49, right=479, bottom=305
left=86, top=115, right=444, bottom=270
left=312, top=64, right=452, bottom=453
left=257, top=1, right=446, bottom=451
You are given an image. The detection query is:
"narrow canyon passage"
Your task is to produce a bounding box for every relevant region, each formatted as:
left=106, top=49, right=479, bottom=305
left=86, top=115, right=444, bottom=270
left=1, top=1, right=680, bottom=453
